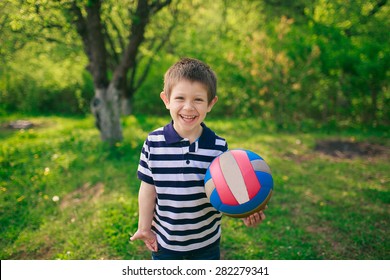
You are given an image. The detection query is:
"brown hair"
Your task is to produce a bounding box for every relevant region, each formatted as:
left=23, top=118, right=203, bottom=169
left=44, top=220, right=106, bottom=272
left=163, top=58, right=217, bottom=103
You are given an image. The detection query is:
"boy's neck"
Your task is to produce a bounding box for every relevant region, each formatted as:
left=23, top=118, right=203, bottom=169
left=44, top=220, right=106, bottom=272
left=173, top=123, right=203, bottom=144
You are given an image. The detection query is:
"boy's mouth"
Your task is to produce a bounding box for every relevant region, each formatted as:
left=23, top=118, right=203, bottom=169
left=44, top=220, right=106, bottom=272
left=180, top=114, right=197, bottom=121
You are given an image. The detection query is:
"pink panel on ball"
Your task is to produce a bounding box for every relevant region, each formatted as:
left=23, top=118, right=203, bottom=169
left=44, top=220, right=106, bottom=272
left=209, top=156, right=238, bottom=205
left=219, top=151, right=249, bottom=204
left=231, top=150, right=261, bottom=199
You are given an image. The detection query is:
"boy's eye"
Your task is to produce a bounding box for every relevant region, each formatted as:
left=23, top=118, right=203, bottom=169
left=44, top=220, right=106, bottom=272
left=195, top=98, right=205, bottom=103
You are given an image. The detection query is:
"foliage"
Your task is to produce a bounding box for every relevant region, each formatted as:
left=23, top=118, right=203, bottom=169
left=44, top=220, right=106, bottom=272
left=0, top=115, right=389, bottom=259
left=0, top=0, right=91, bottom=114
left=0, top=0, right=389, bottom=128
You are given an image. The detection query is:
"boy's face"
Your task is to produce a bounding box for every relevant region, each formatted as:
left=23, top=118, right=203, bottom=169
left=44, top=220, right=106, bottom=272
left=160, top=79, right=218, bottom=140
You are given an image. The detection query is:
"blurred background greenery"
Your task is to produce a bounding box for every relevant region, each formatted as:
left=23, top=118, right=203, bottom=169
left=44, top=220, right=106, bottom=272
left=1, top=0, right=388, bottom=130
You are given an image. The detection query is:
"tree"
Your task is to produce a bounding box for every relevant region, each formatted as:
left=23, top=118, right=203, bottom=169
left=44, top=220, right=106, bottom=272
left=64, top=0, right=173, bottom=145
left=306, top=0, right=390, bottom=124
left=1, top=0, right=388, bottom=128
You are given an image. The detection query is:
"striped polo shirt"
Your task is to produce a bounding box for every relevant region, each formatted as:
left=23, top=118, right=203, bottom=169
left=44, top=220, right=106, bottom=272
left=137, top=121, right=228, bottom=252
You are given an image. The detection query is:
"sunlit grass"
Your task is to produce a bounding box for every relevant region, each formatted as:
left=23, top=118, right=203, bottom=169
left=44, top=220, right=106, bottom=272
left=0, top=114, right=389, bottom=260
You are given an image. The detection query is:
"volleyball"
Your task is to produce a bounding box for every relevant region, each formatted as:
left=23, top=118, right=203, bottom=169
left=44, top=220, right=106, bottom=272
left=204, top=149, right=273, bottom=218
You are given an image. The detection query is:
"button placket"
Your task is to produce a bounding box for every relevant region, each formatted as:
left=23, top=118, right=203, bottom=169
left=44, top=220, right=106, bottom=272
left=181, top=140, right=190, bottom=165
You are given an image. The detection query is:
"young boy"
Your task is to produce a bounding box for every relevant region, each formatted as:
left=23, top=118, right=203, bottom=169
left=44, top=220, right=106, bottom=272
left=130, top=58, right=266, bottom=260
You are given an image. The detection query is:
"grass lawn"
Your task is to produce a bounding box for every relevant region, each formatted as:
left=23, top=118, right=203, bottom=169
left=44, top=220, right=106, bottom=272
left=0, top=114, right=389, bottom=260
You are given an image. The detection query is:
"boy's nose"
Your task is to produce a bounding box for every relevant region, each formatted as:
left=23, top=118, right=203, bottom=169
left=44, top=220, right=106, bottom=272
left=183, top=101, right=195, bottom=110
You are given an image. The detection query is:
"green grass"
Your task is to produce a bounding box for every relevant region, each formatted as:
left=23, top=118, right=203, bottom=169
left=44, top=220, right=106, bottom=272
left=0, top=114, right=389, bottom=260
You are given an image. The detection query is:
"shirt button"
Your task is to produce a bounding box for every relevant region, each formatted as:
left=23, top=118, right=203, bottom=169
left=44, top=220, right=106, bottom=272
left=186, top=160, right=190, bottom=164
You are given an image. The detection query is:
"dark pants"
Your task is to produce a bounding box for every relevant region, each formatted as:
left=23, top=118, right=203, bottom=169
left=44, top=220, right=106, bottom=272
left=152, top=244, right=220, bottom=260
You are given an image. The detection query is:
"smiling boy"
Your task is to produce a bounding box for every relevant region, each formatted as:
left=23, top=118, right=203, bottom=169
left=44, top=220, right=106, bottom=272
left=131, top=58, right=266, bottom=260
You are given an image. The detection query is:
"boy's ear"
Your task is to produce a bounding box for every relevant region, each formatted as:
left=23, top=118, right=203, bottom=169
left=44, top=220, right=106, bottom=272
left=207, top=96, right=218, bottom=112
left=160, top=92, right=170, bottom=109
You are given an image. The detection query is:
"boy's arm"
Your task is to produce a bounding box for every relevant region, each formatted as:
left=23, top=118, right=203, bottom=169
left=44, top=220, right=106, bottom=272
left=130, top=181, right=158, bottom=252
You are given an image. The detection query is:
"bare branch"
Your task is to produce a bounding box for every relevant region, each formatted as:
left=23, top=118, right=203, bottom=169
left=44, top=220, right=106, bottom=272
left=68, top=1, right=92, bottom=63
left=107, top=16, right=126, bottom=54
left=133, top=5, right=178, bottom=92
left=150, top=0, right=173, bottom=14
left=367, top=0, right=387, bottom=18
left=113, top=0, right=151, bottom=88
left=102, top=22, right=120, bottom=69
left=85, top=1, right=109, bottom=88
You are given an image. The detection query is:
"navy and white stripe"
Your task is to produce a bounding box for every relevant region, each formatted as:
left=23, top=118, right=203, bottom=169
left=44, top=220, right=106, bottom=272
left=137, top=121, right=228, bottom=252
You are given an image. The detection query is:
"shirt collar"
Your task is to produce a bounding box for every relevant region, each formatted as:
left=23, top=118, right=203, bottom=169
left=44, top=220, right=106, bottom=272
left=164, top=121, right=183, bottom=144
left=163, top=121, right=217, bottom=149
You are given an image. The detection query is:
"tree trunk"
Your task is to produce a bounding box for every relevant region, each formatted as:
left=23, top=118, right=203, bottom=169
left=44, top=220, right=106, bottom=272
left=68, top=0, right=173, bottom=144
left=121, top=96, right=133, bottom=115
left=91, top=84, right=123, bottom=145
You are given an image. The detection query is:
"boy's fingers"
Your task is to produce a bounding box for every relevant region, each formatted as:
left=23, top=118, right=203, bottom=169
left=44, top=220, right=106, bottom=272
left=131, top=231, right=158, bottom=252
left=145, top=243, right=154, bottom=251
left=243, top=210, right=267, bottom=227
left=129, top=233, right=137, bottom=241
left=130, top=230, right=147, bottom=242
left=250, top=213, right=259, bottom=225
left=151, top=240, right=158, bottom=252
left=130, top=231, right=142, bottom=241
left=146, top=238, right=158, bottom=252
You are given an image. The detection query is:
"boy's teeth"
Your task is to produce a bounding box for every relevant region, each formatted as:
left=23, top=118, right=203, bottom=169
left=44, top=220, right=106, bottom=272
left=182, top=115, right=195, bottom=119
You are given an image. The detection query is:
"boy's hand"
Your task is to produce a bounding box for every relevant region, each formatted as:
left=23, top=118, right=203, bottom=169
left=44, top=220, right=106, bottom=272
left=242, top=206, right=268, bottom=227
left=130, top=229, right=158, bottom=252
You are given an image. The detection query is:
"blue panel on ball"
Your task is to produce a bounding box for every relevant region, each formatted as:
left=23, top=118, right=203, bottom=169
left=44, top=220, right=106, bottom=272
left=217, top=186, right=271, bottom=215
left=245, top=149, right=263, bottom=161
left=204, top=169, right=212, bottom=183
left=218, top=193, right=264, bottom=215
left=216, top=171, right=273, bottom=216
left=218, top=200, right=255, bottom=215
left=209, top=189, right=223, bottom=210
left=256, top=171, right=273, bottom=190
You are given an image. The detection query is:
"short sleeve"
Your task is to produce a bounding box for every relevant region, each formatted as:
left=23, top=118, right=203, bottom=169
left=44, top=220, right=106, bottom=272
left=137, top=139, right=155, bottom=185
